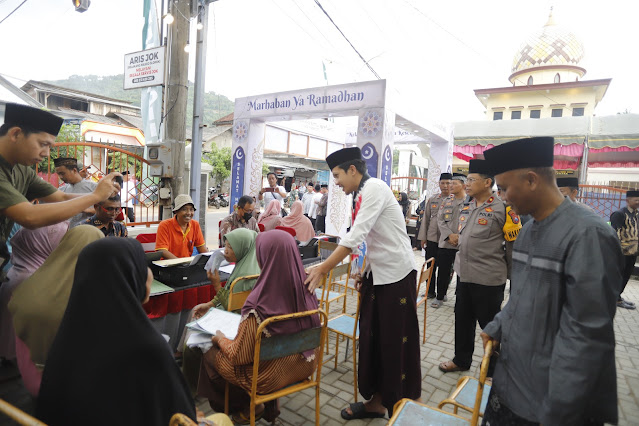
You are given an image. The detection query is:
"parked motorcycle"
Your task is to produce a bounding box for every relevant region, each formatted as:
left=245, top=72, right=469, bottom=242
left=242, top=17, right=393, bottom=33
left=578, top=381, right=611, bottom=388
left=218, top=193, right=229, bottom=208
left=208, top=187, right=221, bottom=208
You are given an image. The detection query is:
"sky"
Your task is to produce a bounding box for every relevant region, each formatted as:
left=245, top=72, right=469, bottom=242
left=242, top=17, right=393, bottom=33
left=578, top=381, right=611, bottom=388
left=1, top=0, right=638, bottom=127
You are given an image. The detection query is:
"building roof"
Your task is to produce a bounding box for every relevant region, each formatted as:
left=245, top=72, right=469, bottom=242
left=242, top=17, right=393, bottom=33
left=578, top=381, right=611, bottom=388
left=213, top=112, right=233, bottom=125
left=0, top=75, right=43, bottom=107
left=107, top=112, right=144, bottom=130
left=58, top=107, right=121, bottom=125
left=21, top=80, right=140, bottom=110
left=510, top=10, right=585, bottom=79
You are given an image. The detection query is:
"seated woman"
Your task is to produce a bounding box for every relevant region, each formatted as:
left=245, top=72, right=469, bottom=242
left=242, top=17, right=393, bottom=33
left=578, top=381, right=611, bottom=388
left=198, top=230, right=320, bottom=424
left=156, top=194, right=208, bottom=259
left=257, top=199, right=282, bottom=232
left=36, top=238, right=197, bottom=426
left=0, top=222, right=68, bottom=365
left=280, top=200, right=316, bottom=242
left=9, top=225, right=103, bottom=396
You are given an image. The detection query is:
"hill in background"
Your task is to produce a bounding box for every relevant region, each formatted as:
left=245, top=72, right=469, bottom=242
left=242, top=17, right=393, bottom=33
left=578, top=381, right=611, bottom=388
left=44, top=74, right=235, bottom=130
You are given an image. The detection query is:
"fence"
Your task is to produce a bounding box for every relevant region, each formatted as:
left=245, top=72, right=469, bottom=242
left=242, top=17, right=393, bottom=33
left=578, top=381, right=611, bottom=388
left=37, top=141, right=161, bottom=227
left=578, top=185, right=627, bottom=220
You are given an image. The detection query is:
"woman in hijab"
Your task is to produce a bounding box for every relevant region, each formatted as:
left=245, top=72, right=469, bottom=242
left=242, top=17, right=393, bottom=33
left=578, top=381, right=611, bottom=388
left=257, top=199, right=282, bottom=231
left=9, top=225, right=103, bottom=396
left=0, top=222, right=69, bottom=362
left=36, top=238, right=197, bottom=426
left=398, top=192, right=410, bottom=218
left=280, top=200, right=315, bottom=242
left=198, top=230, right=320, bottom=424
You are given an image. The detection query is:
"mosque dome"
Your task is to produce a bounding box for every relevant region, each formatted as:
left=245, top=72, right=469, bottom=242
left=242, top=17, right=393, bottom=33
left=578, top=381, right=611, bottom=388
left=509, top=10, right=585, bottom=84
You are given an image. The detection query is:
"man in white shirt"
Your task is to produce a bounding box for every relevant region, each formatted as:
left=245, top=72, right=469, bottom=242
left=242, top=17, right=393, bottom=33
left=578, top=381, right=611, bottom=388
left=309, top=184, right=323, bottom=227
left=258, top=172, right=287, bottom=206
left=301, top=182, right=315, bottom=217
left=306, top=147, right=420, bottom=420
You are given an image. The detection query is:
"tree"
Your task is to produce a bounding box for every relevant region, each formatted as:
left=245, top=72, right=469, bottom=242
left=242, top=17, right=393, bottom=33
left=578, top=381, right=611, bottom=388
left=203, top=144, right=232, bottom=185
left=392, top=148, right=400, bottom=175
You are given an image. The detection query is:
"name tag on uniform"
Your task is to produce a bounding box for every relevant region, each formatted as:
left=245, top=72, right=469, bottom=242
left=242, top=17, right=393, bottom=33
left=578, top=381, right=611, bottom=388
left=478, top=218, right=488, bottom=225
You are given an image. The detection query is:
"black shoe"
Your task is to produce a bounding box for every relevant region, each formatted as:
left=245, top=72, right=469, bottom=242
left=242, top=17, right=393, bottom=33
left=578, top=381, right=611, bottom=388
left=426, top=294, right=436, bottom=299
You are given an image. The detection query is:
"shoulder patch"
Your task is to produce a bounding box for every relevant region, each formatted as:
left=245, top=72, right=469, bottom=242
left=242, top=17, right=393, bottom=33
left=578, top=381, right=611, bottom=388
left=487, top=196, right=494, bottom=204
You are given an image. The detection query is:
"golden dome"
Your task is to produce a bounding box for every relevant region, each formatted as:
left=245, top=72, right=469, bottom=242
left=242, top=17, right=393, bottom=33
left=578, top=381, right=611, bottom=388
left=510, top=11, right=585, bottom=79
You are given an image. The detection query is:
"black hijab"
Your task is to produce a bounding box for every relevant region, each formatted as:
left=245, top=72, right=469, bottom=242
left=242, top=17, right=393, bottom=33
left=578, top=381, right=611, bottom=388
left=36, top=238, right=196, bottom=425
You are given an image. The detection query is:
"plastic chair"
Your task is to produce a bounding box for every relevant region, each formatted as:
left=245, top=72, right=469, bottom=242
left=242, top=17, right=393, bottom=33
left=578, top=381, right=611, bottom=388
left=136, top=233, right=158, bottom=253
left=416, top=257, right=435, bottom=343
left=226, top=274, right=260, bottom=312
left=315, top=261, right=349, bottom=316
left=257, top=223, right=265, bottom=232
left=326, top=291, right=361, bottom=401
left=275, top=225, right=296, bottom=237
left=223, top=309, right=328, bottom=426
left=438, top=340, right=494, bottom=420
left=0, top=399, right=47, bottom=426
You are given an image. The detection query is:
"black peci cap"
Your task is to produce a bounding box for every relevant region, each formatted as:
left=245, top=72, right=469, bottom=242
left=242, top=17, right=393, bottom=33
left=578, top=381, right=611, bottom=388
left=627, top=190, right=639, bottom=197
left=53, top=157, right=78, bottom=168
left=326, top=147, right=363, bottom=170
left=483, top=137, right=555, bottom=176
left=468, top=159, right=493, bottom=175
left=4, top=103, right=64, bottom=136
left=556, top=177, right=579, bottom=188
left=439, top=173, right=453, bottom=180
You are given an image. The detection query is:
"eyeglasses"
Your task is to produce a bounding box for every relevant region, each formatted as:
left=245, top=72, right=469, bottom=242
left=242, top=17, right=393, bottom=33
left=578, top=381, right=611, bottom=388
left=466, top=177, right=481, bottom=183
left=99, top=205, right=122, bottom=213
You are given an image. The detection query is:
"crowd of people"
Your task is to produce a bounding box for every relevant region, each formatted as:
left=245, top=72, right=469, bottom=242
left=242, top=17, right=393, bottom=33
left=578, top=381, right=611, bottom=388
left=0, top=102, right=636, bottom=426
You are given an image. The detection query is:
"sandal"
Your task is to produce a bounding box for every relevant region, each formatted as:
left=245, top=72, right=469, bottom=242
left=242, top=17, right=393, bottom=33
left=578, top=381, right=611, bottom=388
left=340, top=402, right=385, bottom=420
left=231, top=409, right=264, bottom=425
left=438, top=361, right=469, bottom=373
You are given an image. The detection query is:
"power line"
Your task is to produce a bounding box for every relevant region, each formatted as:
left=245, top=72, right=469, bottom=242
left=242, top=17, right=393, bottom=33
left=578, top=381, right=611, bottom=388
left=0, top=0, right=28, bottom=26
left=312, top=0, right=381, bottom=80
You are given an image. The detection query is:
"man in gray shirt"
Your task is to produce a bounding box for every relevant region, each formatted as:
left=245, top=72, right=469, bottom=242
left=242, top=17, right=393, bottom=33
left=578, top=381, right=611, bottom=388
left=481, top=137, right=621, bottom=425
left=54, top=157, right=97, bottom=227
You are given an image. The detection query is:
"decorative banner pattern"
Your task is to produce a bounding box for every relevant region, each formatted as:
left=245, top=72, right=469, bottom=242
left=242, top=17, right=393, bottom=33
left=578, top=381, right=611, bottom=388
left=361, top=143, right=378, bottom=178
left=326, top=178, right=351, bottom=238
left=231, top=147, right=245, bottom=210
left=381, top=145, right=392, bottom=185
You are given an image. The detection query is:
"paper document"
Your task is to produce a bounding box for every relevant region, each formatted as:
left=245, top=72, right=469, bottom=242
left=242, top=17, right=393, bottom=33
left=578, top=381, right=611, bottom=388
left=219, top=263, right=235, bottom=274
left=204, top=249, right=225, bottom=272
left=186, top=332, right=212, bottom=346
left=153, top=257, right=194, bottom=267
left=187, top=308, right=241, bottom=340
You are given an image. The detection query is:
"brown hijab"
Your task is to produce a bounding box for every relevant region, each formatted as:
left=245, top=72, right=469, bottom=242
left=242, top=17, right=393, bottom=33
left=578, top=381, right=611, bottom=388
left=9, top=225, right=104, bottom=365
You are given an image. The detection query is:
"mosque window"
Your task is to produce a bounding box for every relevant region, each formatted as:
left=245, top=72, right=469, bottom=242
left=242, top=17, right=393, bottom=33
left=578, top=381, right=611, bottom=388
left=554, top=73, right=561, bottom=83
left=527, top=76, right=533, bottom=85
left=530, top=110, right=541, bottom=119
left=572, top=107, right=585, bottom=116
left=551, top=108, right=563, bottom=118
left=493, top=111, right=503, bottom=120
left=511, top=111, right=522, bottom=120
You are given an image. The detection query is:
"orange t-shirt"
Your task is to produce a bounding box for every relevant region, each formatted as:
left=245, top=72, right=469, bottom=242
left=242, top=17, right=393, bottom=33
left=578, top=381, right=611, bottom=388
left=155, top=217, right=206, bottom=258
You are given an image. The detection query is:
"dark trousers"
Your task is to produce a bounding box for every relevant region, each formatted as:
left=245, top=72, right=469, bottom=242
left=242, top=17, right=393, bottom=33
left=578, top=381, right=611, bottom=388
left=435, top=248, right=457, bottom=301
left=125, top=207, right=135, bottom=223
left=620, top=254, right=637, bottom=299
left=359, top=270, right=421, bottom=416
left=310, top=217, right=316, bottom=228
left=425, top=241, right=439, bottom=296
left=453, top=279, right=505, bottom=370
left=315, top=215, right=326, bottom=233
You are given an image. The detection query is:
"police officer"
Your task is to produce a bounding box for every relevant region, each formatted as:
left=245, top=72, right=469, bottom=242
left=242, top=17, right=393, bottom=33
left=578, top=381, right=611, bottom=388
left=417, top=173, right=452, bottom=298
left=439, top=159, right=507, bottom=373
left=0, top=104, right=121, bottom=260
left=432, top=173, right=466, bottom=308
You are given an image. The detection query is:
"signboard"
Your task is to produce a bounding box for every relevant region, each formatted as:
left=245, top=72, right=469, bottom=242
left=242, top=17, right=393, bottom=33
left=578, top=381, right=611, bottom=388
left=124, top=47, right=165, bottom=90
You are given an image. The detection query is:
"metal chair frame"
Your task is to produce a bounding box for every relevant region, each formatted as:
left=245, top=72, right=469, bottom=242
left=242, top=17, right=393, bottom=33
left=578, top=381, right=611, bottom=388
left=416, top=257, right=435, bottom=344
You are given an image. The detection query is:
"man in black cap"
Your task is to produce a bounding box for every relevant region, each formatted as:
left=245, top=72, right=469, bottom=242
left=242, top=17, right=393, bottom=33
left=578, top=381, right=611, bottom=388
left=479, top=137, right=621, bottom=425
left=305, top=147, right=420, bottom=420
left=556, top=176, right=595, bottom=212
left=315, top=184, right=328, bottom=233
left=54, top=157, right=97, bottom=227
left=417, top=172, right=452, bottom=299
left=439, top=160, right=507, bottom=374
left=610, top=190, right=639, bottom=310
left=0, top=103, right=121, bottom=244
left=431, top=173, right=466, bottom=308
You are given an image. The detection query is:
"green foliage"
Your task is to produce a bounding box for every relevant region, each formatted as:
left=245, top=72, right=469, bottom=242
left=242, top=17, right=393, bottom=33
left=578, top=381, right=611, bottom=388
left=203, top=144, right=232, bottom=185
left=392, top=148, right=400, bottom=175
left=37, top=124, right=84, bottom=172
left=262, top=163, right=270, bottom=176
left=43, top=74, right=235, bottom=129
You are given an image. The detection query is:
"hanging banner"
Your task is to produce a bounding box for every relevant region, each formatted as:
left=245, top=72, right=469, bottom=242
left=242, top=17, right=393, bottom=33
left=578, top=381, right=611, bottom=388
left=381, top=145, right=392, bottom=185
left=361, top=143, right=378, bottom=178
left=231, top=147, right=246, bottom=210
left=141, top=0, right=162, bottom=145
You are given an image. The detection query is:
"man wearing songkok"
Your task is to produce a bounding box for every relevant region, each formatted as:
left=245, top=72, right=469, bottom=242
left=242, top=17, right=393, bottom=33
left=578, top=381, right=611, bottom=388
left=610, top=190, right=639, bottom=310
left=431, top=173, right=466, bottom=308
left=305, top=147, right=420, bottom=420
left=417, top=172, right=452, bottom=299
left=480, top=137, right=621, bottom=425
left=0, top=103, right=120, bottom=257
left=439, top=160, right=507, bottom=374
left=556, top=176, right=595, bottom=212
left=85, top=194, right=128, bottom=238
left=54, top=156, right=97, bottom=227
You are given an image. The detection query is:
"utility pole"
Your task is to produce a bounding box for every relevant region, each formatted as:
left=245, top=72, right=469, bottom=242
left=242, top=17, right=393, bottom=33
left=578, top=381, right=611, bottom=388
left=164, top=0, right=191, bottom=200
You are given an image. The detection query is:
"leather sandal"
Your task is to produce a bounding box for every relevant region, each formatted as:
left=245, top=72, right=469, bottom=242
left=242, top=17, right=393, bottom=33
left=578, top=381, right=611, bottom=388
left=439, top=361, right=469, bottom=373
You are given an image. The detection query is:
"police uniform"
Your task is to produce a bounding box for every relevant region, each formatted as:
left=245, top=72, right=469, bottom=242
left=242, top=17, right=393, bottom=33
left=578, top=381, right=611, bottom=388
left=417, top=172, right=453, bottom=297
left=450, top=160, right=507, bottom=372
left=433, top=176, right=465, bottom=303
